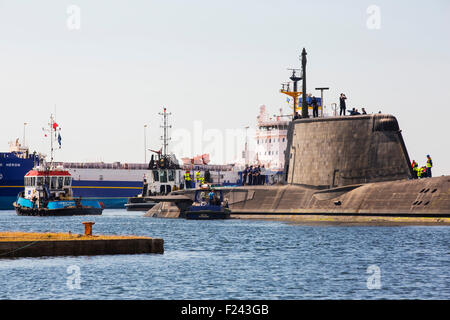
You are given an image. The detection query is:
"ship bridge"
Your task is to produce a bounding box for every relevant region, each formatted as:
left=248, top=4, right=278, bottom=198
left=253, top=105, right=289, bottom=171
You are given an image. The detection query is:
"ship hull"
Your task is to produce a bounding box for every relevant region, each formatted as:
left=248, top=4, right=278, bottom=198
left=125, top=199, right=158, bottom=211
left=0, top=196, right=18, bottom=210
left=14, top=205, right=103, bottom=216
left=0, top=152, right=39, bottom=210
left=225, top=177, right=450, bottom=218
left=185, top=211, right=230, bottom=220
left=0, top=178, right=143, bottom=210
left=13, top=197, right=103, bottom=216
left=149, top=176, right=450, bottom=223
left=0, top=194, right=130, bottom=210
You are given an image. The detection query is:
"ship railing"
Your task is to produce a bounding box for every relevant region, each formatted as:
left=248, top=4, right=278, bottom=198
left=0, top=151, right=38, bottom=160
left=180, top=164, right=234, bottom=171
left=53, top=162, right=234, bottom=171
left=54, top=162, right=149, bottom=170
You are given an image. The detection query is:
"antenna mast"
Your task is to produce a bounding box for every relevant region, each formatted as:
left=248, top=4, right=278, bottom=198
left=301, top=48, right=308, bottom=118
left=280, top=69, right=302, bottom=115
left=159, top=107, right=172, bottom=157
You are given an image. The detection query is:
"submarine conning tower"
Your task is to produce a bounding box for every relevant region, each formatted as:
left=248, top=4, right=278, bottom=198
left=284, top=114, right=414, bottom=188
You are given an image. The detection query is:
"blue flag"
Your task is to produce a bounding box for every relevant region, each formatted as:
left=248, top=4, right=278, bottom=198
left=57, top=133, right=62, bottom=148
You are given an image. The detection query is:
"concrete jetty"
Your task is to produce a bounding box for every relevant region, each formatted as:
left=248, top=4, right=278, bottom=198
left=0, top=230, right=164, bottom=258
left=146, top=114, right=450, bottom=225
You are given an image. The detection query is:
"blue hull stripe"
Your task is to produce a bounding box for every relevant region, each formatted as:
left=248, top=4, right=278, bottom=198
left=71, top=180, right=142, bottom=198
left=1, top=195, right=128, bottom=210
left=17, top=197, right=102, bottom=209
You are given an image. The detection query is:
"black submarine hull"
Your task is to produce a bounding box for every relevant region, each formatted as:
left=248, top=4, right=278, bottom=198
left=145, top=115, right=450, bottom=223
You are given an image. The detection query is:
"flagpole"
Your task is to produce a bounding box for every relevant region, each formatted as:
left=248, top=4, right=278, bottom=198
left=50, top=114, right=54, bottom=166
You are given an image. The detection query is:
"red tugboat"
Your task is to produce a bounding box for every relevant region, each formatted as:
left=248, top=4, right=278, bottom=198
left=12, top=114, right=103, bottom=216
left=13, top=165, right=104, bottom=216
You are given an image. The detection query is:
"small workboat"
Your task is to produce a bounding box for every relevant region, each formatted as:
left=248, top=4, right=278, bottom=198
left=185, top=187, right=230, bottom=220
left=125, top=153, right=183, bottom=211
left=13, top=165, right=104, bottom=216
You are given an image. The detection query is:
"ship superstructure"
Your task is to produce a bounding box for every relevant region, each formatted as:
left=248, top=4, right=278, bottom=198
left=0, top=140, right=40, bottom=209
left=125, top=108, right=241, bottom=210
left=254, top=105, right=289, bottom=171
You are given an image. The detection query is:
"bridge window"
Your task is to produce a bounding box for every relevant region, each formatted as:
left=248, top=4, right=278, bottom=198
left=50, top=177, right=57, bottom=189
left=160, top=170, right=168, bottom=183
left=153, top=170, right=159, bottom=182
left=53, top=177, right=60, bottom=189
left=58, top=177, right=64, bottom=189
left=168, top=170, right=175, bottom=182
left=64, top=177, right=72, bottom=186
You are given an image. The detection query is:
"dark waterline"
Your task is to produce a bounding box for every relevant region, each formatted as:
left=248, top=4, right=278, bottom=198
left=0, top=209, right=449, bottom=300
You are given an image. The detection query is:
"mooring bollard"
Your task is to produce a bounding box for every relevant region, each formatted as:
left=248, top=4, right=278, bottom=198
left=82, top=221, right=95, bottom=236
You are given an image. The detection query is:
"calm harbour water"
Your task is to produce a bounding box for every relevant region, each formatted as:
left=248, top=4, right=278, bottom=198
left=0, top=209, right=449, bottom=300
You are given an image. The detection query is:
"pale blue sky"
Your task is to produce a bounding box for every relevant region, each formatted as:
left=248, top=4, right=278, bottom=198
left=1, top=1, right=449, bottom=175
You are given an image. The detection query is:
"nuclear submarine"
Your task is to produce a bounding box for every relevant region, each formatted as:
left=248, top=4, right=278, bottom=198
left=146, top=49, right=450, bottom=224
